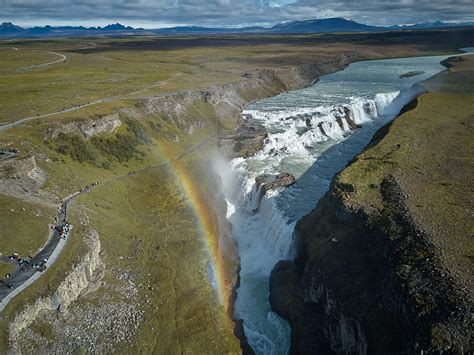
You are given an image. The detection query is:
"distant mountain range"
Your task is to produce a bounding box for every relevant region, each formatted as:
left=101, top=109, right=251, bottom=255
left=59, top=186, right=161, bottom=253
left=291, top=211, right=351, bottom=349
left=388, top=21, right=474, bottom=30
left=0, top=22, right=142, bottom=36
left=1, top=18, right=473, bottom=37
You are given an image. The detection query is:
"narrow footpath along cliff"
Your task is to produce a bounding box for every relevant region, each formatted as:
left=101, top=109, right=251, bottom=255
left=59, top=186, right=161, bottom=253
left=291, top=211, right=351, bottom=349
left=270, top=55, right=474, bottom=354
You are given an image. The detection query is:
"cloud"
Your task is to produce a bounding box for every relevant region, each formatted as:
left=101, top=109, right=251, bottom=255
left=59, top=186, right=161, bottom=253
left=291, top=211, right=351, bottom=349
left=0, top=0, right=472, bottom=27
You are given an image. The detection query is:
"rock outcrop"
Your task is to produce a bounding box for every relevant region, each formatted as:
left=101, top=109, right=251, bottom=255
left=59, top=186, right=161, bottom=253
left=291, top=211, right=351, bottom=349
left=51, top=113, right=122, bottom=139
left=218, top=122, right=268, bottom=158
left=0, top=156, right=46, bottom=197
left=141, top=53, right=358, bottom=148
left=269, top=261, right=304, bottom=326
left=399, top=70, right=425, bottom=78
left=276, top=176, right=472, bottom=354
left=256, top=172, right=296, bottom=195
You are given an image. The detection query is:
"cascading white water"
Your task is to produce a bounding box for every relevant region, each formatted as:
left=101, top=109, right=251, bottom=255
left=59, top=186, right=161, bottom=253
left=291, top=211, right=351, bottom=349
left=217, top=54, right=452, bottom=354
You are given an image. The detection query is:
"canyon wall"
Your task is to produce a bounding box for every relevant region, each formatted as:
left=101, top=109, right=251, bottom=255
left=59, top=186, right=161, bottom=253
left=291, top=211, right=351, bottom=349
left=270, top=56, right=474, bottom=354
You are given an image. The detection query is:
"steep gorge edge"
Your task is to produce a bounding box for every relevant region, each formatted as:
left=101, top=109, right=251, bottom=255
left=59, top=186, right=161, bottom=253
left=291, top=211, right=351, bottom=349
left=269, top=59, right=473, bottom=354
left=3, top=52, right=358, bottom=350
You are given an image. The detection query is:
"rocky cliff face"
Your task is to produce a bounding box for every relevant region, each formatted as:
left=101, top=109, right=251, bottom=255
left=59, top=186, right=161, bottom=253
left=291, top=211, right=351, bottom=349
left=51, top=113, right=122, bottom=139
left=270, top=67, right=474, bottom=354
left=275, top=177, right=472, bottom=354
left=141, top=52, right=357, bottom=311
left=218, top=122, right=268, bottom=158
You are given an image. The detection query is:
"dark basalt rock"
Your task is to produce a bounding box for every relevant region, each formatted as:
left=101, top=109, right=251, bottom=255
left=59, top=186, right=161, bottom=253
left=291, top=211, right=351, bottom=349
left=399, top=70, right=425, bottom=78
left=233, top=319, right=255, bottom=355
left=363, top=102, right=376, bottom=116
left=317, top=122, right=329, bottom=137
left=255, top=172, right=296, bottom=194
left=269, top=261, right=304, bottom=325
left=271, top=173, right=472, bottom=354
left=343, top=106, right=361, bottom=129
left=270, top=261, right=336, bottom=355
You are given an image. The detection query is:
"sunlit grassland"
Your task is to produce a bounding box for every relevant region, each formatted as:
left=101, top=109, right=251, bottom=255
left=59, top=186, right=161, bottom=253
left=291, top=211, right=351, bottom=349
left=0, top=103, right=234, bottom=350
left=0, top=49, right=59, bottom=71
left=0, top=77, right=229, bottom=349
left=73, top=166, right=239, bottom=353
left=0, top=36, right=424, bottom=124
left=338, top=90, right=473, bottom=243
left=0, top=43, right=272, bottom=123
left=0, top=195, right=56, bottom=258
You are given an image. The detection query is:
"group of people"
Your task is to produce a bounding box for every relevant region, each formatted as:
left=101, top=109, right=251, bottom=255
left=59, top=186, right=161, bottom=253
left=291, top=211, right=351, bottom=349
left=0, top=272, right=13, bottom=290
left=0, top=254, right=49, bottom=292
left=32, top=259, right=48, bottom=272
left=54, top=222, right=71, bottom=240
left=0, top=221, right=73, bottom=295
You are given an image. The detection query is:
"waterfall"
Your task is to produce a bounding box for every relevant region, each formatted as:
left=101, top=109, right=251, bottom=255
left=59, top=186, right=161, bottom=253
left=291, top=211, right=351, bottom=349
left=216, top=53, right=448, bottom=354
left=222, top=85, right=424, bottom=354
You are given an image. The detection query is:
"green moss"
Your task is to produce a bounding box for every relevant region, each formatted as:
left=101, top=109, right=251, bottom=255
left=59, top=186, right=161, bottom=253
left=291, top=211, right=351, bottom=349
left=54, top=118, right=151, bottom=166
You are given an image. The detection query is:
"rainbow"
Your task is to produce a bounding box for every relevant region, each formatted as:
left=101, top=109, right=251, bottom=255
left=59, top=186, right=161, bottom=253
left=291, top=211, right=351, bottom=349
left=173, top=163, right=233, bottom=309
left=152, top=141, right=235, bottom=314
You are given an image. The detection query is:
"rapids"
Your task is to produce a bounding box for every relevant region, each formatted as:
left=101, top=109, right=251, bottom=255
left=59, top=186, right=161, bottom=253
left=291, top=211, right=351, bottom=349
left=218, top=53, right=454, bottom=354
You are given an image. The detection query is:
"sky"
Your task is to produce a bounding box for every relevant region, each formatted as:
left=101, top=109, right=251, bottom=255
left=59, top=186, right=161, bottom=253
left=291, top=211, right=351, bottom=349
left=1, top=0, right=473, bottom=28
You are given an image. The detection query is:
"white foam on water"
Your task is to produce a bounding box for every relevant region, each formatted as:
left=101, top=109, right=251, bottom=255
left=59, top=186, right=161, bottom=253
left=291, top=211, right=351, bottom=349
left=217, top=54, right=450, bottom=354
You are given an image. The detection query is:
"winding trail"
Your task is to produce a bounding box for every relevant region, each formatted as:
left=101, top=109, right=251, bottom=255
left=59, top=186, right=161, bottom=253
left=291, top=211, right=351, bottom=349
left=0, top=96, right=120, bottom=132
left=0, top=47, right=67, bottom=73
left=0, top=83, right=181, bottom=133
left=0, top=136, right=214, bottom=312
left=18, top=51, right=67, bottom=71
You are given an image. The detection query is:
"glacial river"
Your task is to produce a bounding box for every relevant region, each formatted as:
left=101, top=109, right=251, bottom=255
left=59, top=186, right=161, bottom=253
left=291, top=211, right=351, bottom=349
left=218, top=52, right=460, bottom=354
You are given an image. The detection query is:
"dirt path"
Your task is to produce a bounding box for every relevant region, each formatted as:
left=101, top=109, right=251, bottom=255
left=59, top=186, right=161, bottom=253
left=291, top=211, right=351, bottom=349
left=1, top=47, right=67, bottom=74
left=0, top=83, right=181, bottom=133
left=19, top=51, right=67, bottom=71
left=0, top=96, right=118, bottom=132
